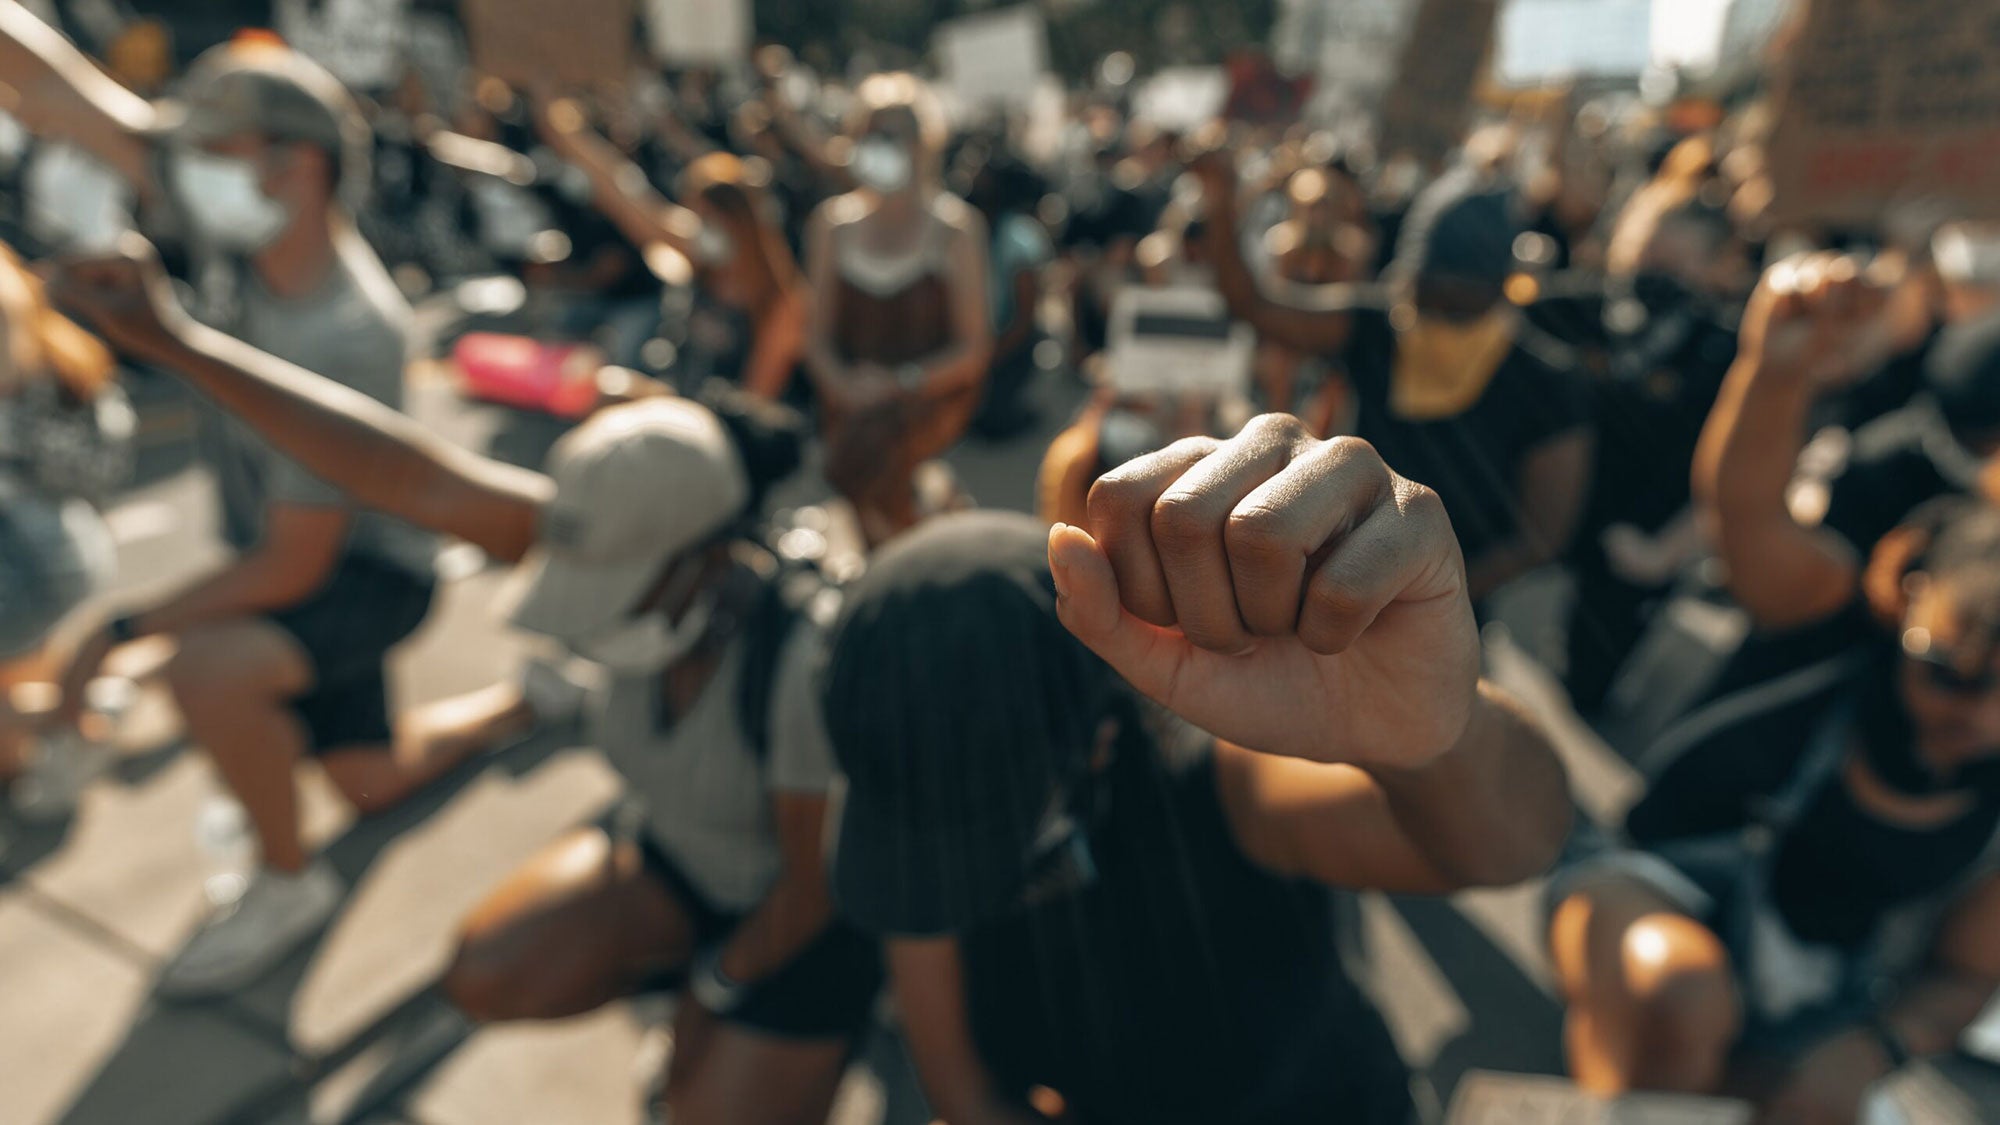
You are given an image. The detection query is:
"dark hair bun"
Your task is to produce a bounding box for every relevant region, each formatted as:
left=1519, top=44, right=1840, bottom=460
left=697, top=379, right=806, bottom=511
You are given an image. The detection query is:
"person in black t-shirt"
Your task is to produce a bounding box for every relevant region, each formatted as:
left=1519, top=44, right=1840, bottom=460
left=1198, top=149, right=1593, bottom=605
left=823, top=418, right=1572, bottom=1125
left=1537, top=193, right=1746, bottom=713
left=1547, top=496, right=2000, bottom=1122
left=1697, top=256, right=2000, bottom=636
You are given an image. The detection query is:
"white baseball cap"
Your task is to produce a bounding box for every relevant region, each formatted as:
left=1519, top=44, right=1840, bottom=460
left=499, top=398, right=750, bottom=642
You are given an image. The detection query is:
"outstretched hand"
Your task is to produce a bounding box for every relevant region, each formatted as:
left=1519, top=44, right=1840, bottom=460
left=1050, top=414, right=1479, bottom=768
left=45, top=233, right=191, bottom=363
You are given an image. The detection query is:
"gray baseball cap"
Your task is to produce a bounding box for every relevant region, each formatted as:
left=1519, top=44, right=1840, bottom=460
left=498, top=398, right=753, bottom=644
left=160, top=41, right=370, bottom=191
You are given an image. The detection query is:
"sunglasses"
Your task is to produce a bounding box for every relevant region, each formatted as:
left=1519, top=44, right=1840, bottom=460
left=1904, top=627, right=2000, bottom=697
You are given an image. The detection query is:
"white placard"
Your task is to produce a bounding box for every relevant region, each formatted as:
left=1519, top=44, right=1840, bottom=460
left=646, top=0, right=752, bottom=66
left=276, top=0, right=410, bottom=91
left=1496, top=0, right=1653, bottom=86
left=1447, top=1072, right=1753, bottom=1125
left=1296, top=0, right=1417, bottom=112
left=1650, top=0, right=1734, bottom=72
left=934, top=6, right=1050, bottom=113
left=25, top=143, right=133, bottom=253
left=1106, top=287, right=1254, bottom=399
left=1132, top=68, right=1230, bottom=132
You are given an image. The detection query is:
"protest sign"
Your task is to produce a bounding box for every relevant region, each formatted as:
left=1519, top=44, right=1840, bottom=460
left=1766, top=0, right=2000, bottom=226
left=646, top=0, right=751, bottom=66
left=276, top=0, right=409, bottom=91
left=461, top=0, right=633, bottom=89
left=1376, top=0, right=1497, bottom=162
left=1133, top=67, right=1230, bottom=132
left=1273, top=0, right=1414, bottom=117
left=1495, top=0, right=1652, bottom=87
left=1447, top=1072, right=1752, bottom=1125
left=1106, top=287, right=1255, bottom=399
left=934, top=6, right=1049, bottom=113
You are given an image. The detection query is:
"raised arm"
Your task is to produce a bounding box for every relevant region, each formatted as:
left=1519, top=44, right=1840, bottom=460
left=0, top=0, right=157, bottom=189
left=1693, top=255, right=1881, bottom=630
left=50, top=241, right=551, bottom=562
left=1217, top=680, right=1570, bottom=894
left=1193, top=146, right=1357, bottom=357
left=1052, top=414, right=1571, bottom=887
left=532, top=96, right=703, bottom=263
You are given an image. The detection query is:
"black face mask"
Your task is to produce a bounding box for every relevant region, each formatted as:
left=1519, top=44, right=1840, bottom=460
left=1859, top=644, right=2000, bottom=799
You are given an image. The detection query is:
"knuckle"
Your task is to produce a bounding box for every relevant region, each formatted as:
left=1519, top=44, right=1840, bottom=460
left=1240, top=412, right=1307, bottom=444
left=1223, top=505, right=1293, bottom=565
left=1307, top=573, right=1371, bottom=628
left=1149, top=491, right=1213, bottom=552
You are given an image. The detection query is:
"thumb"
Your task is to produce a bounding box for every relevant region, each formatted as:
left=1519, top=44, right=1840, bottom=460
left=1049, top=523, right=1186, bottom=699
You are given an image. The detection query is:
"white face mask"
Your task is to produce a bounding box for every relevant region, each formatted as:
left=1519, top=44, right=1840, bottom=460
left=692, top=223, right=736, bottom=266
left=852, top=138, right=914, bottom=195
left=171, top=150, right=290, bottom=252
left=572, top=591, right=716, bottom=674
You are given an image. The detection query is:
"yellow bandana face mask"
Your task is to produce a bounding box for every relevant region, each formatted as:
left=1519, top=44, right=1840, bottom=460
left=1389, top=307, right=1518, bottom=421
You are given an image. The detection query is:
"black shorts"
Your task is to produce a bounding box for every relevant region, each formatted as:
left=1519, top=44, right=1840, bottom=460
left=268, top=552, right=435, bottom=754
left=602, top=804, right=883, bottom=1041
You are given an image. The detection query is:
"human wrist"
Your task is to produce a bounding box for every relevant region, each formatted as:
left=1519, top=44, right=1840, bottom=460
left=1360, top=680, right=1490, bottom=782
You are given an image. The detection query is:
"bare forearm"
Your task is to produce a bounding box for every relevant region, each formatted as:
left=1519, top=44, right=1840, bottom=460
left=0, top=0, right=154, bottom=184
left=1365, top=682, right=1571, bottom=888
left=1694, top=358, right=1814, bottom=533
left=554, top=126, right=698, bottom=257
left=161, top=324, right=547, bottom=560
left=130, top=552, right=329, bottom=635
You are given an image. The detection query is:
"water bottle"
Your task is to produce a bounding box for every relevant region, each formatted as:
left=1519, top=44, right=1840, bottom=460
left=194, top=796, right=255, bottom=908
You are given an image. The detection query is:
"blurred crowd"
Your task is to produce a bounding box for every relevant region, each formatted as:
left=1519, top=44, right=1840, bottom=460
left=1, top=2, right=1998, bottom=1123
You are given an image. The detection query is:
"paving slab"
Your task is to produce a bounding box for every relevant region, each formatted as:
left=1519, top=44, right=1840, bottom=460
left=0, top=890, right=291, bottom=1125
left=405, top=1003, right=651, bottom=1125
left=20, top=755, right=350, bottom=963
left=230, top=748, right=621, bottom=1057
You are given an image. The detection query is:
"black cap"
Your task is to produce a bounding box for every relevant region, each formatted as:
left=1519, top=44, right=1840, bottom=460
left=1387, top=171, right=1522, bottom=289
left=1927, top=309, right=2000, bottom=438
left=824, top=511, right=1116, bottom=935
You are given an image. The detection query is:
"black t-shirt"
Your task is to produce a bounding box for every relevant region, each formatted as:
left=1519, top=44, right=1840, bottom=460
left=1533, top=288, right=1740, bottom=535
left=1627, top=638, right=2000, bottom=950
left=1817, top=402, right=1968, bottom=558
left=959, top=735, right=1410, bottom=1125
left=1342, top=306, right=1591, bottom=561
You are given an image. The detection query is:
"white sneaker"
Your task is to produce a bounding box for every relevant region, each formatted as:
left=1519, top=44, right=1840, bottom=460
left=10, top=728, right=114, bottom=824
left=157, top=860, right=343, bottom=999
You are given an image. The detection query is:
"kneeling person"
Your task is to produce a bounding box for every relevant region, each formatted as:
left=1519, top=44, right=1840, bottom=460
left=823, top=417, right=1573, bottom=1124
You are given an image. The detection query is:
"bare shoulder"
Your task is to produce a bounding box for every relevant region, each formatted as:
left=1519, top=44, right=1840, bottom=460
left=814, top=192, right=872, bottom=233
left=929, top=192, right=986, bottom=239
